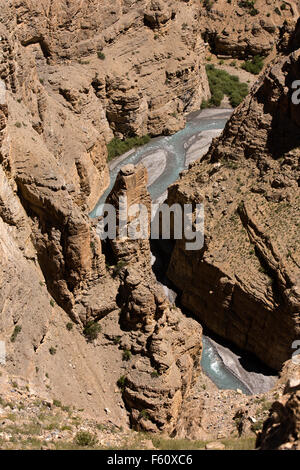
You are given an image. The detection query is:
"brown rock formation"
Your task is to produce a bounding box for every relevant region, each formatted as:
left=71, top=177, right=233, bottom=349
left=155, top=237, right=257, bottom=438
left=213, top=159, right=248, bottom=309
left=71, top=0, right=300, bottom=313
left=10, top=0, right=210, bottom=139
left=105, top=164, right=203, bottom=435
left=0, top=0, right=209, bottom=428
left=199, top=0, right=299, bottom=58
left=166, top=22, right=300, bottom=371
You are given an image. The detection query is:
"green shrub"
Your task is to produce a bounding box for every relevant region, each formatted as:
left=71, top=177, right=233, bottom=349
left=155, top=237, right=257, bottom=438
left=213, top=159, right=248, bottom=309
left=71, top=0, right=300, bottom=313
left=49, top=347, right=57, bottom=355
left=151, top=370, right=160, bottom=378
left=113, top=336, right=121, bottom=344
left=83, top=321, right=102, bottom=341
left=117, top=375, right=126, bottom=391
left=251, top=420, right=264, bottom=432
left=107, top=135, right=151, bottom=161
left=203, top=64, right=248, bottom=108
left=97, top=51, right=105, bottom=60
left=139, top=409, right=150, bottom=420
left=66, top=322, right=73, bottom=331
left=241, top=55, right=264, bottom=75
left=10, top=325, right=22, bottom=343
left=122, top=350, right=132, bottom=361
left=238, top=0, right=258, bottom=15
left=203, top=0, right=213, bottom=11
left=112, top=260, right=127, bottom=277
left=74, top=431, right=98, bottom=447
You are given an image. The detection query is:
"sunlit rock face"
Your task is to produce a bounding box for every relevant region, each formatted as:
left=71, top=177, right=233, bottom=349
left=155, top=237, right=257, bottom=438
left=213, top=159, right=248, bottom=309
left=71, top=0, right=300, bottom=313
left=11, top=0, right=210, bottom=140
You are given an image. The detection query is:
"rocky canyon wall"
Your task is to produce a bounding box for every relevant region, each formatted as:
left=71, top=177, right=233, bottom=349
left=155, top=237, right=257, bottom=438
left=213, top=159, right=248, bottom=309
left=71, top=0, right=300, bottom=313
left=167, top=21, right=300, bottom=371
left=14, top=0, right=210, bottom=141
left=0, top=0, right=207, bottom=429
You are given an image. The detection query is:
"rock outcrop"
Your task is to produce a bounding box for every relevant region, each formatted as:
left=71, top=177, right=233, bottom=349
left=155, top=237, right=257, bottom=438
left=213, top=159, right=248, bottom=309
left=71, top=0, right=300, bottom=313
left=166, top=21, right=300, bottom=371
left=199, top=0, right=298, bottom=58
left=257, top=375, right=300, bottom=450
left=104, top=164, right=203, bottom=435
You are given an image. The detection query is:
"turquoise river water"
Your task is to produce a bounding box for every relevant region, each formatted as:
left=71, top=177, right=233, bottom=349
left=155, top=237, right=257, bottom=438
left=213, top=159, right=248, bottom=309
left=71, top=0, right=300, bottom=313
left=90, top=108, right=251, bottom=394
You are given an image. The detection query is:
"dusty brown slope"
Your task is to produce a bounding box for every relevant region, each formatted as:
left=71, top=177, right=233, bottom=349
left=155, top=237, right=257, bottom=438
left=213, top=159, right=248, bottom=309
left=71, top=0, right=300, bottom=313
left=167, top=21, right=300, bottom=371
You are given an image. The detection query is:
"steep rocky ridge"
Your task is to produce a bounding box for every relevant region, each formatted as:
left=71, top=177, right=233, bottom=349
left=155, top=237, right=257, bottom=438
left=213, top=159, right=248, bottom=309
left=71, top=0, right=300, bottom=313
left=103, top=164, right=203, bottom=435
left=166, top=21, right=300, bottom=371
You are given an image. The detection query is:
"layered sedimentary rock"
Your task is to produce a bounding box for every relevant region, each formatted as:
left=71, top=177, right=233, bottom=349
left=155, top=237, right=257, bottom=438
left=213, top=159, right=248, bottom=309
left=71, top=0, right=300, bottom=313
left=0, top=0, right=210, bottom=427
left=167, top=23, right=300, bottom=371
left=105, top=164, right=203, bottom=434
left=12, top=0, right=210, bottom=140
left=199, top=0, right=298, bottom=58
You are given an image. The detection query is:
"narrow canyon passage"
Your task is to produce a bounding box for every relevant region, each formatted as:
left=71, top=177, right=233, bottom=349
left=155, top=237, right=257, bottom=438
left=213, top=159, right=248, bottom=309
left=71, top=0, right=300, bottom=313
left=91, top=108, right=277, bottom=394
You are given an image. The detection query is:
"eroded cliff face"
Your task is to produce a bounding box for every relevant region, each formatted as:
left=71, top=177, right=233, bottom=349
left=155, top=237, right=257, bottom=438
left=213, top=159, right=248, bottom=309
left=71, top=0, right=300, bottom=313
left=0, top=0, right=210, bottom=433
left=167, top=24, right=300, bottom=371
left=13, top=0, right=210, bottom=140
left=199, top=0, right=299, bottom=58
left=103, top=164, right=203, bottom=435
left=0, top=0, right=211, bottom=330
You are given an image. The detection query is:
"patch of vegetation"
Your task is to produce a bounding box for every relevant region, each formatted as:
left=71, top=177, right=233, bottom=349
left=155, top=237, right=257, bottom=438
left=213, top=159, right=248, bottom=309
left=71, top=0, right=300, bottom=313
left=202, top=64, right=248, bottom=108
left=203, top=0, right=213, bottom=11
left=112, top=260, right=127, bottom=277
left=97, top=51, right=105, bottom=60
left=107, top=135, right=151, bottom=161
left=50, top=299, right=55, bottom=307
left=151, top=436, right=206, bottom=450
left=122, top=349, right=132, bottom=361
left=66, top=322, right=73, bottom=331
left=139, top=410, right=150, bottom=420
left=10, top=325, right=22, bottom=343
left=53, top=399, right=70, bottom=413
left=53, top=399, right=62, bottom=407
left=74, top=431, right=98, bottom=447
left=49, top=347, right=57, bottom=356
left=222, top=436, right=256, bottom=450
left=83, top=321, right=102, bottom=341
left=241, top=55, right=264, bottom=75
left=238, top=0, right=258, bottom=16
left=117, top=375, right=126, bottom=391
left=113, top=335, right=121, bottom=345
left=251, top=420, right=264, bottom=432
left=151, top=370, right=160, bottom=378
